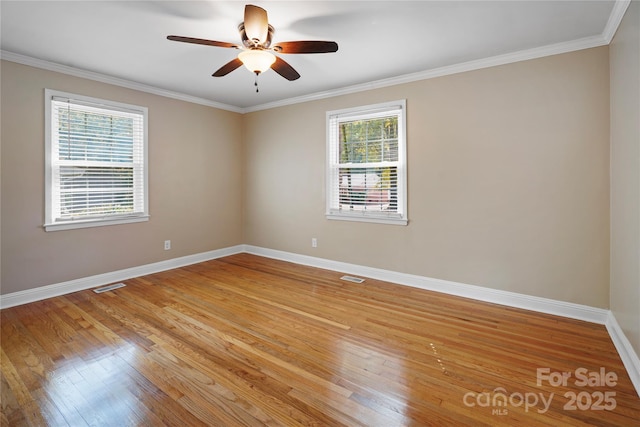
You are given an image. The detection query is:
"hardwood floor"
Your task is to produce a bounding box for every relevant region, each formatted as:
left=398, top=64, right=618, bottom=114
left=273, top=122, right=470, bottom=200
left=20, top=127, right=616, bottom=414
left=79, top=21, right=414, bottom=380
left=2, top=253, right=639, bottom=426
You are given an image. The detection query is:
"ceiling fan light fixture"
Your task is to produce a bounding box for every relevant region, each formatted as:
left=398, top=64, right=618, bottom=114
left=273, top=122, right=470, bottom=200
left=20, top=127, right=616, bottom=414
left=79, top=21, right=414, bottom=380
left=238, top=49, right=276, bottom=74
left=168, top=4, right=337, bottom=82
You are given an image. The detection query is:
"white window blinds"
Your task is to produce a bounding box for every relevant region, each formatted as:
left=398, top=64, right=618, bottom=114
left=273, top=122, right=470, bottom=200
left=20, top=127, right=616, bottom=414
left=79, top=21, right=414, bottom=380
left=326, top=100, right=407, bottom=225
left=45, top=89, right=148, bottom=231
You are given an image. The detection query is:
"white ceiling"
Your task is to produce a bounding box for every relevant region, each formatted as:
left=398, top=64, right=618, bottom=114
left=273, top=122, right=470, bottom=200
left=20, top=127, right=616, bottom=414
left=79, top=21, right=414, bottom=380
left=0, top=1, right=625, bottom=112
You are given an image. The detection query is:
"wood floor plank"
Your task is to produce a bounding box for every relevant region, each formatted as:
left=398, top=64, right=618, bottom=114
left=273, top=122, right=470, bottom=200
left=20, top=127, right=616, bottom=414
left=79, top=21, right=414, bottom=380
left=0, top=348, right=49, bottom=426
left=1, top=253, right=639, bottom=426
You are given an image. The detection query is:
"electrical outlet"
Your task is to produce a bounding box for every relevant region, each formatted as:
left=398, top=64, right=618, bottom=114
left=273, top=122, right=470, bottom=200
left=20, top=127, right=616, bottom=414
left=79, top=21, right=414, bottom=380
left=311, top=238, right=317, bottom=248
left=164, top=240, right=171, bottom=250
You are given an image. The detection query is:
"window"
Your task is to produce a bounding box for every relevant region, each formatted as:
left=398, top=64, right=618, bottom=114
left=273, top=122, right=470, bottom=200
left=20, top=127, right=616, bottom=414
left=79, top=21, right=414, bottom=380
left=44, top=89, right=148, bottom=231
left=326, top=100, right=407, bottom=225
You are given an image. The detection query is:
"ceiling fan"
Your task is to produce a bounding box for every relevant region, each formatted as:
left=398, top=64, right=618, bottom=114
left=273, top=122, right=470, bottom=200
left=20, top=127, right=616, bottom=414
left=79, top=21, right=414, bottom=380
left=167, top=4, right=338, bottom=86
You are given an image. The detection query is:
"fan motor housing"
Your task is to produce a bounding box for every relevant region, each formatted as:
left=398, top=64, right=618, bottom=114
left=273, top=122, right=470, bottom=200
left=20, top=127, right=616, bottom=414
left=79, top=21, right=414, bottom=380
left=238, top=23, right=274, bottom=48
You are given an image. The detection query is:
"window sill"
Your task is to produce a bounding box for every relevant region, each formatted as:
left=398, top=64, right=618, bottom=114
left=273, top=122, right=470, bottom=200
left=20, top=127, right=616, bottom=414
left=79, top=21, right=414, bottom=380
left=44, top=215, right=149, bottom=232
left=326, top=213, right=408, bottom=226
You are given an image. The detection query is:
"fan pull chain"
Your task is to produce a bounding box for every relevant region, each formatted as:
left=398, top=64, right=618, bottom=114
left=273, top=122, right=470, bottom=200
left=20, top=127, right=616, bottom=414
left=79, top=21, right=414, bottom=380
left=254, top=72, right=260, bottom=93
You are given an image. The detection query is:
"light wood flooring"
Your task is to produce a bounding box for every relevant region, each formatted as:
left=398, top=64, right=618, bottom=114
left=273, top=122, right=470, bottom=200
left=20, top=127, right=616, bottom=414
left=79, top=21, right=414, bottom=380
left=2, top=253, right=639, bottom=426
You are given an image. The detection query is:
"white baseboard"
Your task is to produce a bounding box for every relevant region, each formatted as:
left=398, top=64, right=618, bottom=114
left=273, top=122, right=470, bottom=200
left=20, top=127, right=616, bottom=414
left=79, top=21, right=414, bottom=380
left=0, top=245, right=245, bottom=309
left=606, top=311, right=640, bottom=397
left=2, top=243, right=638, bottom=397
left=0, top=243, right=608, bottom=323
left=244, top=245, right=609, bottom=324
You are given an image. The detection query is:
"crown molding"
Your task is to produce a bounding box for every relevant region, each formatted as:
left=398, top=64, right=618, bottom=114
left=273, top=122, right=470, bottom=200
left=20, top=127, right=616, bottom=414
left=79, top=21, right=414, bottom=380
left=243, top=34, right=608, bottom=113
left=2, top=0, right=628, bottom=115
left=0, top=50, right=243, bottom=114
left=603, top=0, right=631, bottom=43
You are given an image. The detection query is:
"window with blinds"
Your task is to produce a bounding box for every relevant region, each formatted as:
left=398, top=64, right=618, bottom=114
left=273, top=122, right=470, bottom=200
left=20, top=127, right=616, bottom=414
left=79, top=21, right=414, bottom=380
left=44, top=89, right=148, bottom=231
left=326, top=100, right=407, bottom=225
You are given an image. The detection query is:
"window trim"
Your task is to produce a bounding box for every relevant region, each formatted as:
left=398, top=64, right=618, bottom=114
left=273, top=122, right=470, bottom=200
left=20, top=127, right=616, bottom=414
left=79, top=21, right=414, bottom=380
left=44, top=89, right=149, bottom=232
left=326, top=100, right=408, bottom=225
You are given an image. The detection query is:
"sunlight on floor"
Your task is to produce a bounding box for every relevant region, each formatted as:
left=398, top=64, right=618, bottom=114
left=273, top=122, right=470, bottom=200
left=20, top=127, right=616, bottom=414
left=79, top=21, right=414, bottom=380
left=44, top=343, right=143, bottom=425
left=335, top=338, right=409, bottom=424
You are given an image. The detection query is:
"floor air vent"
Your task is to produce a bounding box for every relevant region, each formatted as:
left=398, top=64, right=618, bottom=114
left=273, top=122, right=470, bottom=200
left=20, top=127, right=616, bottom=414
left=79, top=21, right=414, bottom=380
left=93, top=283, right=126, bottom=293
left=340, top=275, right=365, bottom=284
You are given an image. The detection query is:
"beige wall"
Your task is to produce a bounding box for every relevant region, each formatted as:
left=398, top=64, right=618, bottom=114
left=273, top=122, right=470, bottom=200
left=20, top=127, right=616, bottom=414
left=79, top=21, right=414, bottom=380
left=0, top=46, right=613, bottom=310
left=1, top=61, right=244, bottom=294
left=243, top=47, right=610, bottom=308
left=610, top=1, right=640, bottom=354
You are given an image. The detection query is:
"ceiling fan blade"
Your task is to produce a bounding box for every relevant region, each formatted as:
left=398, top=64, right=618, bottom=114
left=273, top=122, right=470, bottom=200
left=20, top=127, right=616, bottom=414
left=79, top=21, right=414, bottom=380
left=271, top=56, right=300, bottom=81
left=244, top=5, right=269, bottom=44
left=167, top=35, right=238, bottom=49
left=273, top=41, right=339, bottom=54
left=212, top=58, right=243, bottom=77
